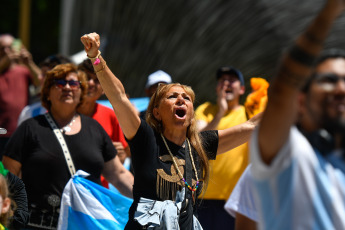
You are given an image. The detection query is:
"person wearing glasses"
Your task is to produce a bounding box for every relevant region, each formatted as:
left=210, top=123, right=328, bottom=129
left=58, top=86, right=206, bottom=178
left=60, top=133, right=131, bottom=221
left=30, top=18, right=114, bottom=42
left=0, top=34, right=42, bottom=158
left=17, top=54, right=72, bottom=127
left=225, top=48, right=345, bottom=230
left=234, top=0, right=345, bottom=229
left=194, top=66, right=248, bottom=230
left=80, top=33, right=261, bottom=229
left=2, top=63, right=133, bottom=229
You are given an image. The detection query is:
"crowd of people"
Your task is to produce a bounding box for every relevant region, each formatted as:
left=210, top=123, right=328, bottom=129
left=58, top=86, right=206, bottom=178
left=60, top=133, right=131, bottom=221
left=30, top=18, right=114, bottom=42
left=0, top=0, right=345, bottom=229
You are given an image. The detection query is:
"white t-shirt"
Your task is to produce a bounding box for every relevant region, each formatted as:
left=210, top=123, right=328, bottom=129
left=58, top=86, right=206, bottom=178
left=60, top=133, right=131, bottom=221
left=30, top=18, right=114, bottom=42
left=17, top=102, right=46, bottom=126
left=224, top=164, right=258, bottom=222
left=250, top=126, right=345, bottom=230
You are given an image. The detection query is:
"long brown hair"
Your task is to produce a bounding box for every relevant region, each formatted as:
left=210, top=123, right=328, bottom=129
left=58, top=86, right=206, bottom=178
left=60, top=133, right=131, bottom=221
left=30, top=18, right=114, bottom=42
left=146, top=83, right=210, bottom=193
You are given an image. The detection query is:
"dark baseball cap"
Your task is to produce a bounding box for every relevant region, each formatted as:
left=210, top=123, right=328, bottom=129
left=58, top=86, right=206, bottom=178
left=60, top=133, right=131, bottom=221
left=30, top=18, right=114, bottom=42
left=216, top=66, right=244, bottom=85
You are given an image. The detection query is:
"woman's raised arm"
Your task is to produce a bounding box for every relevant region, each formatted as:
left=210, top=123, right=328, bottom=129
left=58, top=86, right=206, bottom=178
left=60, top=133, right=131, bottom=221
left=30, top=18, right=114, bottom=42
left=81, top=33, right=140, bottom=139
left=217, top=112, right=261, bottom=155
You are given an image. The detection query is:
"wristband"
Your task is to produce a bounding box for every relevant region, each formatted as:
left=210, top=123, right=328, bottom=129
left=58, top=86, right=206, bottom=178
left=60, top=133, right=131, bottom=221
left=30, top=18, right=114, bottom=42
left=87, top=50, right=101, bottom=65
left=289, top=45, right=316, bottom=67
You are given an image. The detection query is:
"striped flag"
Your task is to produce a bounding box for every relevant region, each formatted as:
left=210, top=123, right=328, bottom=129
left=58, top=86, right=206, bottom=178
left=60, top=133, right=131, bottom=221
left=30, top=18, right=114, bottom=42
left=58, top=170, right=133, bottom=230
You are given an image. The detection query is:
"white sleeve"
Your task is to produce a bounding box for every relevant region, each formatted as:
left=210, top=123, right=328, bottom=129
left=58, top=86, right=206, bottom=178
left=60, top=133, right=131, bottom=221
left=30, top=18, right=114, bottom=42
left=17, top=103, right=46, bottom=127
left=224, top=165, right=258, bottom=222
left=17, top=105, right=31, bottom=127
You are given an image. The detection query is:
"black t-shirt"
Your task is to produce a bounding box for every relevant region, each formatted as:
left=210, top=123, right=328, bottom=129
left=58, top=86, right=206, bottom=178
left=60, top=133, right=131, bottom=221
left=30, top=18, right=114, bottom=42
left=126, top=119, right=218, bottom=229
left=3, top=114, right=116, bottom=227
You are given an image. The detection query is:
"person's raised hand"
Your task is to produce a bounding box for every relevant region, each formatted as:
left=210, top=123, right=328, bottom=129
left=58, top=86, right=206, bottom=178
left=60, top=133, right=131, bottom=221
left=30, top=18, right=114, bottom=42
left=19, top=46, right=33, bottom=66
left=216, top=82, right=228, bottom=115
left=80, top=33, right=100, bottom=58
left=326, top=0, right=345, bottom=17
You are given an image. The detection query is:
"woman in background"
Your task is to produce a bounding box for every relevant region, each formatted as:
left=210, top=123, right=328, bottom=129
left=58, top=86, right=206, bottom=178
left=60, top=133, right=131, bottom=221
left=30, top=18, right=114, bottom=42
left=3, top=63, right=133, bottom=229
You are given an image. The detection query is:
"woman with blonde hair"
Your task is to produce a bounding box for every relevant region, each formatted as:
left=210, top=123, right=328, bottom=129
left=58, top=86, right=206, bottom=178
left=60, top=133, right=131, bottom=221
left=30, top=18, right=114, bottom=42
left=81, top=33, right=261, bottom=229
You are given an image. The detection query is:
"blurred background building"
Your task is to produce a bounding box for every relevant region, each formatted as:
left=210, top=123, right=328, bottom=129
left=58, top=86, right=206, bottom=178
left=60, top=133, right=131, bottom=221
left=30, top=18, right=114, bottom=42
left=2, top=0, right=345, bottom=105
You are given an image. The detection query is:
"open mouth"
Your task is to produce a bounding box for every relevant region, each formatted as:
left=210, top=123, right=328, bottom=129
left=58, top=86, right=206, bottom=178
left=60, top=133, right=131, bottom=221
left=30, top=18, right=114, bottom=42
left=175, top=108, right=186, bottom=119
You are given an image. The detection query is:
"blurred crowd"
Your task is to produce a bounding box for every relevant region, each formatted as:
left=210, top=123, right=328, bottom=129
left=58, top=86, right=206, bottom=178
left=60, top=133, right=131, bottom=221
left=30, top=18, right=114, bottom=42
left=1, top=0, right=345, bottom=229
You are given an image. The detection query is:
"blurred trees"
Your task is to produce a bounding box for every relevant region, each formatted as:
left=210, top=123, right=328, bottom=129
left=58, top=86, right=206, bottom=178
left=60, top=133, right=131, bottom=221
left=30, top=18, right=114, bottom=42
left=2, top=0, right=345, bottom=104
left=0, top=0, right=60, bottom=63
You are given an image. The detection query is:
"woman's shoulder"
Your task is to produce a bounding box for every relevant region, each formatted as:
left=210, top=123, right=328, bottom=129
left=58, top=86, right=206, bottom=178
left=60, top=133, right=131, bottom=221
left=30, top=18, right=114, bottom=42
left=19, top=114, right=47, bottom=127
left=80, top=114, right=112, bottom=137
left=80, top=113, right=103, bottom=127
left=127, top=118, right=156, bottom=143
left=200, top=129, right=218, bottom=140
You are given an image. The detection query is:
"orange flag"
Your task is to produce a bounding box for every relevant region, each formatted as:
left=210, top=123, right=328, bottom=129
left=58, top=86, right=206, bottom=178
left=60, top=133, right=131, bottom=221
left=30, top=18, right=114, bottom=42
left=245, top=77, right=269, bottom=118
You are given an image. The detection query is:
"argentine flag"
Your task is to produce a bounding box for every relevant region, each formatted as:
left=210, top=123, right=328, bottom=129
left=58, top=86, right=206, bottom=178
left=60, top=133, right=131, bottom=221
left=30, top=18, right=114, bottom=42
left=58, top=170, right=133, bottom=230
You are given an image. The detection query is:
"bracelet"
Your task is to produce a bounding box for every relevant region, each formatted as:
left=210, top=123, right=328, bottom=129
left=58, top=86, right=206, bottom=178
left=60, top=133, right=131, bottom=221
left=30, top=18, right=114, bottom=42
left=94, top=61, right=106, bottom=74
left=87, top=50, right=101, bottom=65
left=289, top=45, right=316, bottom=67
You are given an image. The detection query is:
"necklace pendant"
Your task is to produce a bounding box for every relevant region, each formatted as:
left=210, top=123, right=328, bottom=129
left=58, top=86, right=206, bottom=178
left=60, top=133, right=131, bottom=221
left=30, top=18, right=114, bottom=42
left=63, top=126, right=71, bottom=132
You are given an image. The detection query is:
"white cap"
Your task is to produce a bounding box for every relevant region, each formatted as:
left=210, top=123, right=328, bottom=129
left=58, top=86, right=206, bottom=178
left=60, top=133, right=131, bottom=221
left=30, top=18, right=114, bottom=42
left=145, top=70, right=172, bottom=89
left=0, top=128, right=7, bottom=135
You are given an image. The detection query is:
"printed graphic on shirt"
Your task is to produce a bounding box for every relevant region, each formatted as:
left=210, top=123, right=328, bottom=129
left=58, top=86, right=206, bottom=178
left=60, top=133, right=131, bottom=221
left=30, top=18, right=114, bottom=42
left=156, top=155, right=197, bottom=201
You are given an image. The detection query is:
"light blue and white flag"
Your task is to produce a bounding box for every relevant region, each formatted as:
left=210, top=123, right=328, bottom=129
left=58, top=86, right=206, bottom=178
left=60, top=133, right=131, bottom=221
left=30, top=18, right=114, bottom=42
left=58, top=170, right=133, bottom=230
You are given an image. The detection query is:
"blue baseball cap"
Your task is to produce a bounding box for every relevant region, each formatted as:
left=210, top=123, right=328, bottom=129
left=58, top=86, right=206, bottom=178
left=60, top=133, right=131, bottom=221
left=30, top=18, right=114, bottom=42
left=216, top=66, right=244, bottom=85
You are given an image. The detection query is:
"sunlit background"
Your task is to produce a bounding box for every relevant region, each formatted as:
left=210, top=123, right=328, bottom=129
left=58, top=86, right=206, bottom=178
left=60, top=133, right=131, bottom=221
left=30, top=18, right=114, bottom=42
left=2, top=0, right=345, bottom=105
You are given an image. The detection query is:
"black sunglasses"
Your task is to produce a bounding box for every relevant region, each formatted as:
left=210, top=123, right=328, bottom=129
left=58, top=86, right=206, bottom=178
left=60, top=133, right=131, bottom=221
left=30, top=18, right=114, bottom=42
left=54, top=79, right=81, bottom=90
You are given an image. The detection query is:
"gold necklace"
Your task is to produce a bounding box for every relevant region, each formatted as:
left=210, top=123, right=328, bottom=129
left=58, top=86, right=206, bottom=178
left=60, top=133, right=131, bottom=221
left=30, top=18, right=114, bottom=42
left=160, top=133, right=199, bottom=192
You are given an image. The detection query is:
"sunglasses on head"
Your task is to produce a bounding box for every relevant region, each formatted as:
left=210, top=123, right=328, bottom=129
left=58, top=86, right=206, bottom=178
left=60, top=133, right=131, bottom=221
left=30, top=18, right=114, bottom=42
left=315, top=73, right=345, bottom=85
left=54, top=79, right=81, bottom=90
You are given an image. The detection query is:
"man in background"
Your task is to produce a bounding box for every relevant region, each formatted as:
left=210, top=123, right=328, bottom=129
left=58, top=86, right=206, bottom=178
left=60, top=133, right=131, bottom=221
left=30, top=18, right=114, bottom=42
left=249, top=0, right=345, bottom=227
left=195, top=66, right=248, bottom=230
left=139, top=70, right=172, bottom=119
left=0, top=34, right=41, bottom=157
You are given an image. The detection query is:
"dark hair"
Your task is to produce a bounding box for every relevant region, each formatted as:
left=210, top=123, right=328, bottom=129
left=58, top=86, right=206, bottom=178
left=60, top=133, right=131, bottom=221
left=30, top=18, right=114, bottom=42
left=78, top=59, right=94, bottom=73
left=39, top=54, right=72, bottom=69
left=316, top=48, right=345, bottom=65
left=302, top=48, right=345, bottom=93
left=41, top=63, right=88, bottom=110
